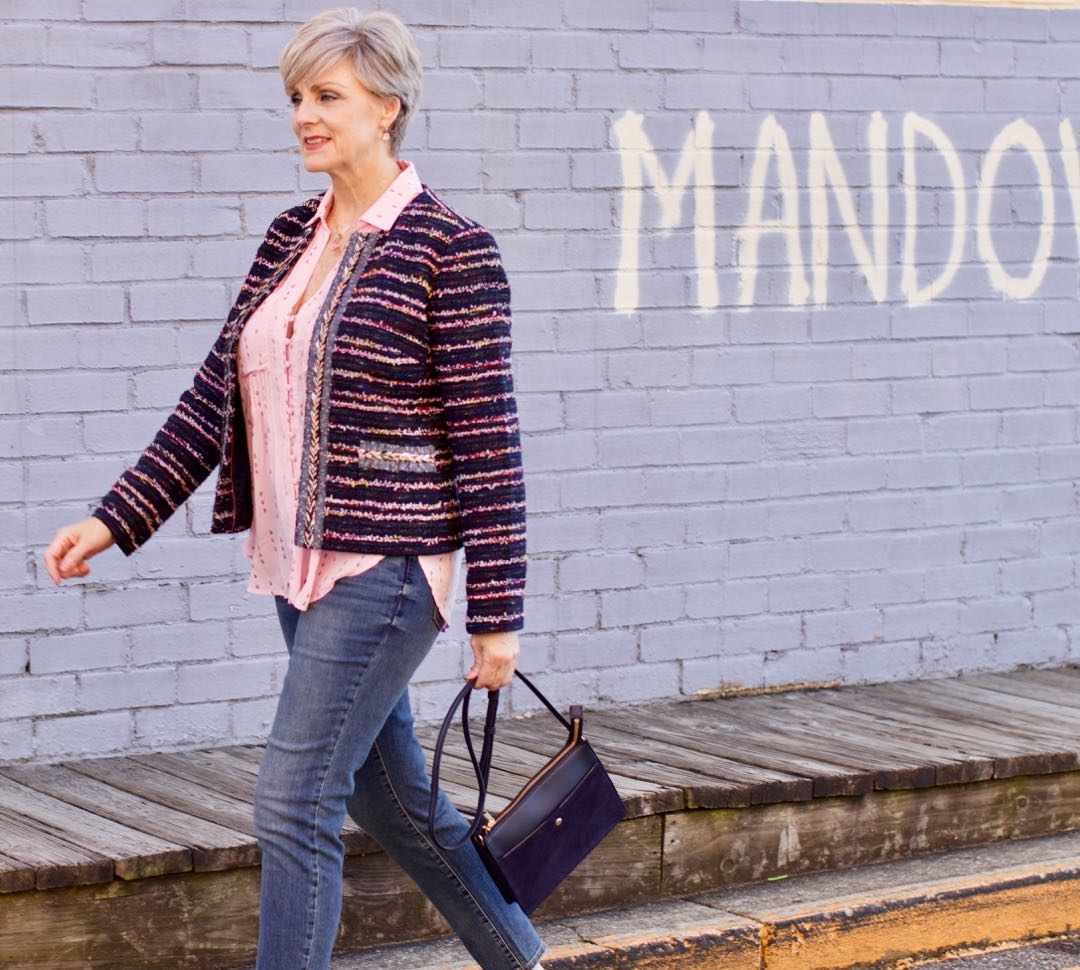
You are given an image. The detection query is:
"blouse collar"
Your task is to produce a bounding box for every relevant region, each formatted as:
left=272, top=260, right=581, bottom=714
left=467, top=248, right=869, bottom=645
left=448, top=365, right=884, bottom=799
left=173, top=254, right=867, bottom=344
left=304, top=157, right=422, bottom=233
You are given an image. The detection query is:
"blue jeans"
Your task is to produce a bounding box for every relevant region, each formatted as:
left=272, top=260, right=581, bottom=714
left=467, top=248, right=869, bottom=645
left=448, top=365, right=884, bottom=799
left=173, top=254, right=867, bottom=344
left=253, top=554, right=545, bottom=970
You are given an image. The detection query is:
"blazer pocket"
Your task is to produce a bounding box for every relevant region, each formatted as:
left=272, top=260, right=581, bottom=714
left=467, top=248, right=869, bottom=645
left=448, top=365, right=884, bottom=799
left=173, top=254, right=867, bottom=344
left=355, top=437, right=439, bottom=474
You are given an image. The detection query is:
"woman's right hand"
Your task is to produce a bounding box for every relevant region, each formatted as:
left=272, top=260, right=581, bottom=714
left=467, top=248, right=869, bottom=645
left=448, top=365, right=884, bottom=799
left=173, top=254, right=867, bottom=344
left=44, top=516, right=116, bottom=585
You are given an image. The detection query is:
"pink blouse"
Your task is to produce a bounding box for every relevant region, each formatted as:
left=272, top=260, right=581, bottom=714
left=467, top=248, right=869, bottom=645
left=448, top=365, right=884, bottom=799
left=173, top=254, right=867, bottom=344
left=237, top=158, right=461, bottom=627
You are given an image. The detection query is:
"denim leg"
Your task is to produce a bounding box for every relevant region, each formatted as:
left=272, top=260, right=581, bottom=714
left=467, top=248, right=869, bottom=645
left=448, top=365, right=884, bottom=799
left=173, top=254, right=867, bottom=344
left=253, top=555, right=441, bottom=970
left=346, top=691, right=546, bottom=970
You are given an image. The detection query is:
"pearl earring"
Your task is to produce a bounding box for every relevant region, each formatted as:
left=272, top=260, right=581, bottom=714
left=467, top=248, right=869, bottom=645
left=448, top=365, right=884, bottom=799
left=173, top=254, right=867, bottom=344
left=381, top=129, right=390, bottom=141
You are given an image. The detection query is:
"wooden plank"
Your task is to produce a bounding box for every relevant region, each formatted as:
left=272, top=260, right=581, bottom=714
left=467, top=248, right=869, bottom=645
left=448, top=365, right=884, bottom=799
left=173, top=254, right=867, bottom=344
left=418, top=732, right=536, bottom=785
left=662, top=769, right=1080, bottom=897
left=761, top=693, right=981, bottom=788
left=213, top=744, right=264, bottom=771
left=1006, top=668, right=1080, bottom=706
left=961, top=672, right=1080, bottom=714
left=0, top=776, right=190, bottom=882
left=132, top=748, right=393, bottom=834
left=421, top=750, right=516, bottom=810
left=0, top=849, right=36, bottom=895
left=569, top=719, right=815, bottom=807
left=123, top=751, right=388, bottom=854
left=66, top=757, right=260, bottom=837
left=206, top=743, right=508, bottom=834
left=494, top=719, right=747, bottom=808
left=590, top=707, right=874, bottom=798
left=2, top=763, right=257, bottom=873
left=1, top=764, right=1076, bottom=967
left=882, top=678, right=1080, bottom=738
left=201, top=747, right=262, bottom=777
left=851, top=678, right=1062, bottom=743
left=942, top=677, right=1080, bottom=730
left=70, top=747, right=375, bottom=846
left=774, top=692, right=997, bottom=786
left=649, top=695, right=941, bottom=790
left=1015, top=667, right=1080, bottom=690
left=477, top=732, right=681, bottom=814
left=650, top=693, right=923, bottom=772
left=0, top=814, right=662, bottom=969
left=797, top=693, right=1009, bottom=781
left=494, top=716, right=689, bottom=791
left=417, top=715, right=682, bottom=815
left=634, top=699, right=896, bottom=793
left=0, top=805, right=113, bottom=890
left=833, top=688, right=1072, bottom=775
left=929, top=679, right=1080, bottom=732
left=836, top=684, right=1073, bottom=772
left=0, top=858, right=264, bottom=968
left=130, top=752, right=258, bottom=806
left=863, top=682, right=1079, bottom=774
left=415, top=723, right=535, bottom=784
left=224, top=742, right=509, bottom=827
left=498, top=704, right=738, bottom=803
left=401, top=749, right=510, bottom=817
left=869, top=703, right=1077, bottom=776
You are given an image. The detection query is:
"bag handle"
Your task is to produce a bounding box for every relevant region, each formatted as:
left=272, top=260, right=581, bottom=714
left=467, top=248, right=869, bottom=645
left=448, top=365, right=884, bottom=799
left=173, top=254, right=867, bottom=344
left=427, top=670, right=573, bottom=852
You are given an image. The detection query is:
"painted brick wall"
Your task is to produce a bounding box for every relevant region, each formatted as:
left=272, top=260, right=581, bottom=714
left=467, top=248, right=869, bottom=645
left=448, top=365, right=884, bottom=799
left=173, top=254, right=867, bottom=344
left=4, top=0, right=1080, bottom=764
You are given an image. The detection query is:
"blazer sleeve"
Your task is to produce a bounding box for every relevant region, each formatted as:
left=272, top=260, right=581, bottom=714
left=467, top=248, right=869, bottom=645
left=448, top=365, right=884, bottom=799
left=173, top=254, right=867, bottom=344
left=90, top=319, right=231, bottom=556
left=428, top=224, right=527, bottom=635
left=91, top=207, right=306, bottom=555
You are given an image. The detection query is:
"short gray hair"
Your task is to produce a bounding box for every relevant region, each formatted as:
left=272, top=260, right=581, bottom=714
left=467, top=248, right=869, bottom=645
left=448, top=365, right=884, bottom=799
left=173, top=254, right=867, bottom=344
left=279, top=7, right=423, bottom=156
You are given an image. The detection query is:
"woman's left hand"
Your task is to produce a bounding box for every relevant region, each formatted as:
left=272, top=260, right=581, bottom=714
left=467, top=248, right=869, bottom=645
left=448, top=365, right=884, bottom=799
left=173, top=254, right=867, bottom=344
left=467, top=630, right=520, bottom=691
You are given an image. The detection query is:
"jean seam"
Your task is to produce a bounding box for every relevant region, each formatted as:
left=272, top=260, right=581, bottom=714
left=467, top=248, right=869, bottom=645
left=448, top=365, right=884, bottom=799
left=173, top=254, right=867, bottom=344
left=371, top=739, right=530, bottom=969
left=301, top=558, right=410, bottom=968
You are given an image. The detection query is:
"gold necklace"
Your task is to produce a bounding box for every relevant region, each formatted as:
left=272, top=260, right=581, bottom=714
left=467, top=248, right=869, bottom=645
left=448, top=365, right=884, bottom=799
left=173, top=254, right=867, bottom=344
left=327, top=219, right=350, bottom=254
left=326, top=203, right=363, bottom=253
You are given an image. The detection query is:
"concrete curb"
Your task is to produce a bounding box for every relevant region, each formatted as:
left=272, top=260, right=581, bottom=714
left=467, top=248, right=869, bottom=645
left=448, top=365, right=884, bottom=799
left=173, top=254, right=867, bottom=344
left=318, top=831, right=1080, bottom=969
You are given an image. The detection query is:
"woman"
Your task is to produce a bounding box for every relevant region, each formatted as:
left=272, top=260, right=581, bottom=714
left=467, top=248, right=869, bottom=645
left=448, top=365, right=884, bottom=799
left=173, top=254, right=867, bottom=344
left=42, top=7, right=545, bottom=969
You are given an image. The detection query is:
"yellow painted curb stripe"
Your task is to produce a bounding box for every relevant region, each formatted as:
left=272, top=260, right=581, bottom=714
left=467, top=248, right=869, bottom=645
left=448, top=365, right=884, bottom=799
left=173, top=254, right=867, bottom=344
left=551, top=859, right=1080, bottom=969
left=756, top=861, right=1080, bottom=970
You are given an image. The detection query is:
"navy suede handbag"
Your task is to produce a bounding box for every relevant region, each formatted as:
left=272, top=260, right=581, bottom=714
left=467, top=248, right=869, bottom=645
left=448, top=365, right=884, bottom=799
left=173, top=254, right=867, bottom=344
left=426, top=670, right=627, bottom=915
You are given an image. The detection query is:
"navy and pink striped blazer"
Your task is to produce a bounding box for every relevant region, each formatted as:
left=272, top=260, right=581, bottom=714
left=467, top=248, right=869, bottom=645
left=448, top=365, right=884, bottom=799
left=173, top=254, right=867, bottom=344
left=92, top=185, right=526, bottom=634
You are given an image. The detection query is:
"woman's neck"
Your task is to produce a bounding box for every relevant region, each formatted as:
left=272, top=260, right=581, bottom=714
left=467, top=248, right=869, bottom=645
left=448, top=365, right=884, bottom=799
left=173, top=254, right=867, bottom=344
left=327, top=155, right=402, bottom=230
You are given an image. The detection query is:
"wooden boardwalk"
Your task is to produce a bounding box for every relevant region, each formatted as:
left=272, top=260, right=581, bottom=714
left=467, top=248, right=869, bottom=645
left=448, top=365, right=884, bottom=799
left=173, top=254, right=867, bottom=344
left=1, top=665, right=1079, bottom=967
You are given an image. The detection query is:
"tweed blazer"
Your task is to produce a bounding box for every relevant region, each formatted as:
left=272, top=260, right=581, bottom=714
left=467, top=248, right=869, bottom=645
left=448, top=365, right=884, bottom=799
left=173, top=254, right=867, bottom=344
left=92, top=185, right=526, bottom=634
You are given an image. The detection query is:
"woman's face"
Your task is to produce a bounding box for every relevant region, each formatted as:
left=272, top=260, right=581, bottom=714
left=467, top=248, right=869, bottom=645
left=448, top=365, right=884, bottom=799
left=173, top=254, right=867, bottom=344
left=289, top=55, right=398, bottom=176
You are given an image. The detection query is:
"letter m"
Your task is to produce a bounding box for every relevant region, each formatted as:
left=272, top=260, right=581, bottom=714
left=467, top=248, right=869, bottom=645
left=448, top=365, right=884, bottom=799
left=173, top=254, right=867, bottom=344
left=612, top=109, right=717, bottom=314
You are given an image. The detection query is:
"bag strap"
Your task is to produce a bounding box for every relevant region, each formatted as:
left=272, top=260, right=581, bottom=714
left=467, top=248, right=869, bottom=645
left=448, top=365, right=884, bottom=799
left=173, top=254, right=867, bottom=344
left=427, top=670, right=572, bottom=852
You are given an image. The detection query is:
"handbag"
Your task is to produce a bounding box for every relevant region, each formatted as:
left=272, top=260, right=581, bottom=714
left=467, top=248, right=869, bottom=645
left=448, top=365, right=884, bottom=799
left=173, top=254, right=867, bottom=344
left=426, top=669, right=627, bottom=915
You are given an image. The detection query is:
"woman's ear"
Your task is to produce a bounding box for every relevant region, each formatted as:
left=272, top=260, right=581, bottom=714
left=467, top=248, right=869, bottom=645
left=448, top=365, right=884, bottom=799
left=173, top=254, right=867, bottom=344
left=382, top=94, right=402, bottom=132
